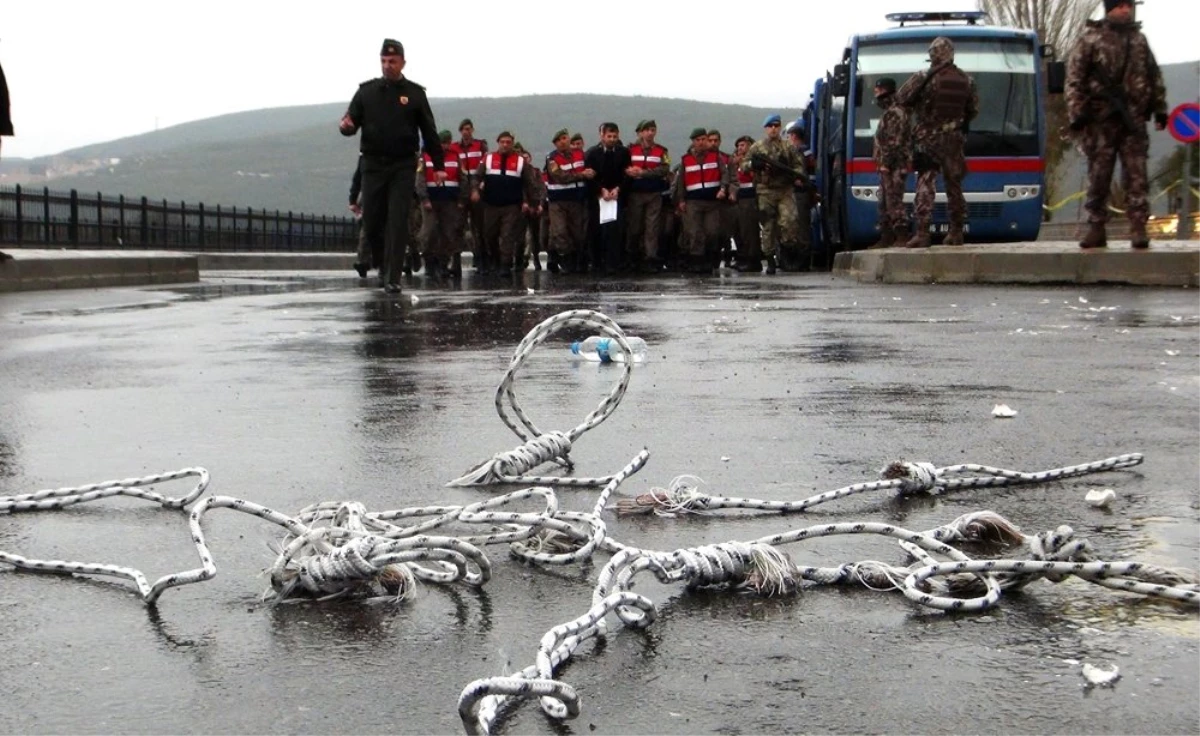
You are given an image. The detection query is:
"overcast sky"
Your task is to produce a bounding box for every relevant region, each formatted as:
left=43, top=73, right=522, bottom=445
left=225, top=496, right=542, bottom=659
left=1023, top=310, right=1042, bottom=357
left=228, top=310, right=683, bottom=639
left=2, top=0, right=1197, bottom=159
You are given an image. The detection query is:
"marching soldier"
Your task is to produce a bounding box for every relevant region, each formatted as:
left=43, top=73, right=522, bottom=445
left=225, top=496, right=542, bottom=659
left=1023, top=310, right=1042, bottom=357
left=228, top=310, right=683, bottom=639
left=785, top=120, right=813, bottom=270
left=470, top=131, right=541, bottom=275
left=741, top=114, right=805, bottom=275
left=1066, top=0, right=1168, bottom=249
left=707, top=129, right=738, bottom=269
left=545, top=128, right=595, bottom=273
left=339, top=38, right=445, bottom=293
left=416, top=129, right=468, bottom=279
left=871, top=77, right=911, bottom=248
left=896, top=36, right=978, bottom=248
left=624, top=120, right=671, bottom=272
left=731, top=135, right=761, bottom=271
left=673, top=127, right=730, bottom=274
left=458, top=118, right=488, bottom=271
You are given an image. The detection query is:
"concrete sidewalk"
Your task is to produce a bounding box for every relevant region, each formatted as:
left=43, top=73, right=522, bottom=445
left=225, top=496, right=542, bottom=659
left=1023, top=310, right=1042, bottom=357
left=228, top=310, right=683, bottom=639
left=832, top=240, right=1200, bottom=287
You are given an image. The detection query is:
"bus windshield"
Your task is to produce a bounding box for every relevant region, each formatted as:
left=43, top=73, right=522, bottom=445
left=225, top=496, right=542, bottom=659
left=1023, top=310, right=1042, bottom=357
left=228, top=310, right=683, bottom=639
left=852, top=37, right=1039, bottom=158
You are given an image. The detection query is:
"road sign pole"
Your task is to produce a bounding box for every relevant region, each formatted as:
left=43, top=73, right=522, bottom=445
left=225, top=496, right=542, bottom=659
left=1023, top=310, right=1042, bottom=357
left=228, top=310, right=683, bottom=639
left=1182, top=141, right=1195, bottom=240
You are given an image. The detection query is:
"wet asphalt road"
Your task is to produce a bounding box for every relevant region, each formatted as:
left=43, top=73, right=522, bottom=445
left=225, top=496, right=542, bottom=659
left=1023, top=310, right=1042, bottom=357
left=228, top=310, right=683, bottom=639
left=0, top=269, right=1197, bottom=735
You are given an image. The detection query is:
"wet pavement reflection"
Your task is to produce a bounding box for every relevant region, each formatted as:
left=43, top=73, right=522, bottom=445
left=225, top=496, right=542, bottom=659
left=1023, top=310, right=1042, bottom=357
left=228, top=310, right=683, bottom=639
left=0, top=271, right=1197, bottom=734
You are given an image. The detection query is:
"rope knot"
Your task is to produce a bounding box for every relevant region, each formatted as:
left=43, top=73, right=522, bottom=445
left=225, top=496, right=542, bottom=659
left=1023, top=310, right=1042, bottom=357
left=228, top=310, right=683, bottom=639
left=881, top=461, right=939, bottom=495
left=615, top=475, right=709, bottom=516
left=676, top=542, right=799, bottom=596
left=1029, top=525, right=1095, bottom=582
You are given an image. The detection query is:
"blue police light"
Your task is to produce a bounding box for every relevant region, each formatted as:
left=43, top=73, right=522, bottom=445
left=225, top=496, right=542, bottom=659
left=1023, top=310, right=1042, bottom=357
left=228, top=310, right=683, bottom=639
left=885, top=11, right=989, bottom=26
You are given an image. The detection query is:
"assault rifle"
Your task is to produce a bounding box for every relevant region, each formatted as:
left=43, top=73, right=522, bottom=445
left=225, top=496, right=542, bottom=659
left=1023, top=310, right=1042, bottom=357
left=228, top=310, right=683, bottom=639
left=1087, top=33, right=1137, bottom=133
left=751, top=152, right=810, bottom=187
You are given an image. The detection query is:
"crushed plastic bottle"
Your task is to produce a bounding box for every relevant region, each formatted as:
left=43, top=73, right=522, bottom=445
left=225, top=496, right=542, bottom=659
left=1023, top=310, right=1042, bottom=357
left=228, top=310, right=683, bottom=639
left=569, top=336, right=648, bottom=363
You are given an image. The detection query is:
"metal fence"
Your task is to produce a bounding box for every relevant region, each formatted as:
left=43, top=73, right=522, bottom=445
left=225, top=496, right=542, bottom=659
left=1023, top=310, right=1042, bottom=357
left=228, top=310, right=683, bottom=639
left=0, top=185, right=357, bottom=252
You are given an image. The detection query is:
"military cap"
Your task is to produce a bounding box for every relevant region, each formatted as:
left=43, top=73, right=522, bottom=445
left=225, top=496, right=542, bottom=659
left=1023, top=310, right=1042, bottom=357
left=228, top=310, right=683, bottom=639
left=552, top=128, right=570, bottom=142
left=380, top=39, right=404, bottom=57
left=1104, top=0, right=1130, bottom=11
left=496, top=130, right=514, bottom=141
left=514, top=142, right=525, bottom=152
left=762, top=114, right=782, bottom=127
left=874, top=77, right=897, bottom=94
left=459, top=118, right=474, bottom=131
left=636, top=119, right=657, bottom=132
left=570, top=132, right=584, bottom=143
left=438, top=129, right=452, bottom=143
left=708, top=129, right=721, bottom=139
left=735, top=135, right=754, bottom=146
left=689, top=127, right=708, bottom=140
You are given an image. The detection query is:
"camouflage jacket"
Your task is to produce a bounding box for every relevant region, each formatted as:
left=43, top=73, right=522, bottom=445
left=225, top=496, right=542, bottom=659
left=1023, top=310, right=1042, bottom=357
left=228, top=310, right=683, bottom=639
left=739, top=138, right=804, bottom=190
left=896, top=63, right=979, bottom=138
left=873, top=96, right=911, bottom=170
left=1066, top=18, right=1167, bottom=128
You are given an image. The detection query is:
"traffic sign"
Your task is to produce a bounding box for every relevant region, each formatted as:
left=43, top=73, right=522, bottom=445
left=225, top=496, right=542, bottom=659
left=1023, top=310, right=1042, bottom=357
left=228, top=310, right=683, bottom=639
left=1167, top=102, right=1200, bottom=144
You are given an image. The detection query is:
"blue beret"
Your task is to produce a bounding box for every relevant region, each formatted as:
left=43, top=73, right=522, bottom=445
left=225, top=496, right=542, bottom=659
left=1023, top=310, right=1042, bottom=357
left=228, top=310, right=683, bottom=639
left=763, top=114, right=782, bottom=127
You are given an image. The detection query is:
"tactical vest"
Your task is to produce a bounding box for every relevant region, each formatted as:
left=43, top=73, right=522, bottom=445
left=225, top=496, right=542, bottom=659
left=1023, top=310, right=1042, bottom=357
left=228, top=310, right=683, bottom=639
left=422, top=146, right=463, bottom=202
left=736, top=167, right=756, bottom=199
left=545, top=149, right=587, bottom=202
left=681, top=151, right=722, bottom=200
left=628, top=143, right=669, bottom=193
left=930, top=65, right=972, bottom=124
left=482, top=152, right=525, bottom=207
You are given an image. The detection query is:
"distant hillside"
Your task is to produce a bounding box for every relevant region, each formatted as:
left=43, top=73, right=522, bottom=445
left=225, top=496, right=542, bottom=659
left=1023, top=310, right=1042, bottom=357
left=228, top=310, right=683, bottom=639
left=1, top=95, right=804, bottom=216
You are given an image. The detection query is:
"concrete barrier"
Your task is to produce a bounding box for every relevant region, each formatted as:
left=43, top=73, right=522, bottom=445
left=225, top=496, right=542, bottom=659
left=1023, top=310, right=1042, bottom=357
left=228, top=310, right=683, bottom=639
left=194, top=252, right=356, bottom=271
left=0, top=249, right=199, bottom=293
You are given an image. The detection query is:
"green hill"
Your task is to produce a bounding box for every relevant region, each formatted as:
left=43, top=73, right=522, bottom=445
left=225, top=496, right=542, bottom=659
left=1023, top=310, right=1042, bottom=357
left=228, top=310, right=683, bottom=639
left=6, top=95, right=804, bottom=216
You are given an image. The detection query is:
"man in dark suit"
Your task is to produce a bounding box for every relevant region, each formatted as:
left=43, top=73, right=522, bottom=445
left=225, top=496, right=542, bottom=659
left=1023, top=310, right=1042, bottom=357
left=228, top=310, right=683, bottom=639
left=583, top=122, right=631, bottom=275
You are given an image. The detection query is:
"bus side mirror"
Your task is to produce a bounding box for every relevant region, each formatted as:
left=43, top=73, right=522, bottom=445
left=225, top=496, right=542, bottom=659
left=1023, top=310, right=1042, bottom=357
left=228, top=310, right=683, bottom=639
left=832, top=64, right=850, bottom=97
left=1046, top=61, right=1066, bottom=94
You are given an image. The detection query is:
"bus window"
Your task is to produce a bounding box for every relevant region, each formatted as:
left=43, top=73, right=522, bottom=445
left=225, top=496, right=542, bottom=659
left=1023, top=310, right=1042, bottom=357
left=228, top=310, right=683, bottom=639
left=852, top=37, right=1039, bottom=158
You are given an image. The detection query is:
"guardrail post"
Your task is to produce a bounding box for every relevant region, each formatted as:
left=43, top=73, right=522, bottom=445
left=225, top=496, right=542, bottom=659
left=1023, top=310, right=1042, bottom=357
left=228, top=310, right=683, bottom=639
left=68, top=189, right=80, bottom=246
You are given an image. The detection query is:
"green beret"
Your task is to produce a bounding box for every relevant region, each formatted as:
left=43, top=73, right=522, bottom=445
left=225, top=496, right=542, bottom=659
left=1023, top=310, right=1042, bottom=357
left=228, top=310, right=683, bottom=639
left=438, top=129, right=452, bottom=143
left=707, top=129, right=721, bottom=139
left=552, top=128, right=570, bottom=142
left=689, top=127, right=708, bottom=140
left=735, top=135, right=754, bottom=146
left=570, top=132, right=583, bottom=142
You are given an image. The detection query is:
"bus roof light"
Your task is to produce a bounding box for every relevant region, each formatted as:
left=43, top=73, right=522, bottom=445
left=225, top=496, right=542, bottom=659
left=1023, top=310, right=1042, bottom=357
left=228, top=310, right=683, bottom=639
left=885, top=11, right=990, bottom=27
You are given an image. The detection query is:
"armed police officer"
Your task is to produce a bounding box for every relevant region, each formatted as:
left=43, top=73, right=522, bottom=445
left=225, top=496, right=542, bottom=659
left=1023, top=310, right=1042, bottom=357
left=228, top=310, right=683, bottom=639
left=872, top=77, right=911, bottom=248
left=896, top=36, right=978, bottom=248
left=1066, top=0, right=1168, bottom=250
left=340, top=39, right=445, bottom=293
left=741, top=114, right=805, bottom=274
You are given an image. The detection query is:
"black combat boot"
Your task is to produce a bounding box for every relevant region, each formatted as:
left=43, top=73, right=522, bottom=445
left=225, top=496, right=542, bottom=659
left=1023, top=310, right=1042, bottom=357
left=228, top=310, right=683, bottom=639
left=1130, top=221, right=1150, bottom=249
left=765, top=254, right=777, bottom=274
left=874, top=228, right=895, bottom=249
left=944, top=222, right=965, bottom=246
left=450, top=253, right=463, bottom=278
left=1079, top=222, right=1107, bottom=249
left=547, top=250, right=560, bottom=274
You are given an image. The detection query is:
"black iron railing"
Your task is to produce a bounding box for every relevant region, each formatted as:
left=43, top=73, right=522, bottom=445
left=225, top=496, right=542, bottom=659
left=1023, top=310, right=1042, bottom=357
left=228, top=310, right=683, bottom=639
left=0, top=185, right=357, bottom=252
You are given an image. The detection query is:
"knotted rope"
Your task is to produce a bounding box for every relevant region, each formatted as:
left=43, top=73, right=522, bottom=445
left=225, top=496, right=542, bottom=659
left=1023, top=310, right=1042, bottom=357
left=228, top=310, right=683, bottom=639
left=447, top=309, right=638, bottom=487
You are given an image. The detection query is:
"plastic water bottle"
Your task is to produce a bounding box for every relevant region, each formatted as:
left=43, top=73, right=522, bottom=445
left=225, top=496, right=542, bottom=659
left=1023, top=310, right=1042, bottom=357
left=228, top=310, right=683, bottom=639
left=569, top=336, right=648, bottom=363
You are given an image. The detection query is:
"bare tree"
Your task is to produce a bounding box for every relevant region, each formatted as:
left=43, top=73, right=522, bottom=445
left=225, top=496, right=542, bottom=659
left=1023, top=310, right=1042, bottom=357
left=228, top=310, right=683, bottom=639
left=976, top=0, right=1100, bottom=217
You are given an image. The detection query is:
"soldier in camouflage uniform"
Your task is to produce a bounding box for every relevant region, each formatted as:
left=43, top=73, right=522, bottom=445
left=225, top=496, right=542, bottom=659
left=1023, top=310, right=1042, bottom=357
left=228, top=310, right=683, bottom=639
left=896, top=36, right=978, bottom=248
left=871, top=77, right=911, bottom=248
left=1067, top=0, right=1168, bottom=249
left=741, top=114, right=805, bottom=274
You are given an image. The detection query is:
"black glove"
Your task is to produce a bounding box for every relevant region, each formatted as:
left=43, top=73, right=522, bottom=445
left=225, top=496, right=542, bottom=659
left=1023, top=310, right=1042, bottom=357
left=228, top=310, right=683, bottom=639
left=750, top=154, right=766, bottom=172
left=1154, top=112, right=1169, bottom=128
left=1068, top=117, right=1089, bottom=132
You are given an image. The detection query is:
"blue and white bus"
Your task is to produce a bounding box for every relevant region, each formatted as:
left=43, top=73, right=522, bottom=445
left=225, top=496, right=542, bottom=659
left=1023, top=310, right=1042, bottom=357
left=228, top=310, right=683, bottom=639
left=808, top=11, right=1063, bottom=259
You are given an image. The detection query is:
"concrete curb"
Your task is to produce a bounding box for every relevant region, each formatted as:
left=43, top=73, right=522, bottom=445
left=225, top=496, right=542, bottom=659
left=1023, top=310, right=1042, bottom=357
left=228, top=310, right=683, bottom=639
left=833, top=241, right=1200, bottom=287
left=195, top=252, right=356, bottom=270
left=0, top=249, right=199, bottom=293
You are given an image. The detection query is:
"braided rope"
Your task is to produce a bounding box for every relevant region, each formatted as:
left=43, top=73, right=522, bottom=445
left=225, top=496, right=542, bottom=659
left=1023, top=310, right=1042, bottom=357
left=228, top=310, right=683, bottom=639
left=616, top=454, right=1145, bottom=516
left=447, top=310, right=637, bottom=487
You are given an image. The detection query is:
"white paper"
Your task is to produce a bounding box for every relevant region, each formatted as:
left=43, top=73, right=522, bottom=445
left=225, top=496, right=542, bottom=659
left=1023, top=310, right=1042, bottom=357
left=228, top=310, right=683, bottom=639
left=598, top=198, right=618, bottom=224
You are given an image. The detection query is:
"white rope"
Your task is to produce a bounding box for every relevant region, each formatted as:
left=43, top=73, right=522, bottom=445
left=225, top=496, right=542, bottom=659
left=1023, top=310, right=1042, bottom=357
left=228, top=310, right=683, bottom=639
left=447, top=309, right=638, bottom=487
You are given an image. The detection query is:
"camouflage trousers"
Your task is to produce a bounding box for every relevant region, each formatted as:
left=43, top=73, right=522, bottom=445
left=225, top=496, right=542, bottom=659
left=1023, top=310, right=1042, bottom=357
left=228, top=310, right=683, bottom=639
left=877, top=167, right=908, bottom=232
left=1080, top=122, right=1150, bottom=225
left=483, top=204, right=525, bottom=263
left=419, top=200, right=463, bottom=262
left=756, top=186, right=799, bottom=256
left=548, top=200, right=587, bottom=256
left=913, top=130, right=967, bottom=225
